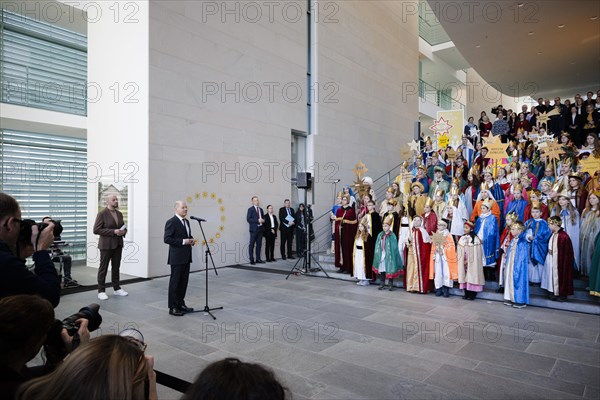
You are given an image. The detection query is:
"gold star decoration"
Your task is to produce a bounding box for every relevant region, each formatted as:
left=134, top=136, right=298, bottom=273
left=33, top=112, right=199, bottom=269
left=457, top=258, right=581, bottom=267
left=432, top=231, right=447, bottom=247
left=353, top=160, right=368, bottom=181
left=536, top=108, right=560, bottom=125
left=217, top=198, right=223, bottom=204
left=429, top=116, right=453, bottom=135
left=185, top=190, right=226, bottom=244
left=220, top=206, right=225, bottom=212
left=186, top=196, right=192, bottom=203
left=202, top=192, right=208, bottom=198
left=401, top=147, right=413, bottom=160
left=446, top=149, right=459, bottom=161
left=219, top=225, right=225, bottom=231
left=482, top=135, right=508, bottom=161
left=579, top=156, right=600, bottom=175
left=195, top=193, right=200, bottom=199
left=543, top=141, right=564, bottom=162
left=408, top=140, right=420, bottom=153
left=210, top=193, right=216, bottom=199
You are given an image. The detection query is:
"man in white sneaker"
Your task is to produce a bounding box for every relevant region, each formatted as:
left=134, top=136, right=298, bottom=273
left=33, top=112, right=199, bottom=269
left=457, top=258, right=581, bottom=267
left=93, top=194, right=128, bottom=300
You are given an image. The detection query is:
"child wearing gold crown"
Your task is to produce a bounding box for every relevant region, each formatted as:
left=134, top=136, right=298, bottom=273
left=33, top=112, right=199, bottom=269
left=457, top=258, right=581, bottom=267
left=408, top=182, right=427, bottom=218
left=429, top=219, right=458, bottom=297
left=497, top=212, right=519, bottom=293
left=458, top=220, right=485, bottom=300
left=523, top=189, right=549, bottom=222
left=542, top=216, right=575, bottom=301
left=474, top=199, right=500, bottom=281
left=502, top=221, right=530, bottom=308
left=353, top=219, right=371, bottom=286
left=524, top=202, right=551, bottom=285
left=505, top=184, right=528, bottom=221
left=422, top=198, right=438, bottom=236
left=372, top=215, right=404, bottom=291
left=444, top=184, right=469, bottom=244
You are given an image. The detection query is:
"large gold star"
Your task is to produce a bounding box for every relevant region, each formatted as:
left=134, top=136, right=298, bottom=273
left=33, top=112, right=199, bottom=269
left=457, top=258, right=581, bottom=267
left=534, top=132, right=555, bottom=149
left=536, top=108, right=560, bottom=125
left=543, top=141, right=564, bottom=162
left=353, top=160, right=368, bottom=180
left=482, top=135, right=508, bottom=161
left=446, top=148, right=459, bottom=161
left=579, top=156, right=600, bottom=175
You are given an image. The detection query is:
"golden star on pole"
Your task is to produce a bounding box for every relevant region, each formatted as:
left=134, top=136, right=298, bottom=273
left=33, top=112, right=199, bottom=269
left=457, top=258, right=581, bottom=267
left=536, top=108, right=560, bottom=125
left=353, top=160, right=368, bottom=181
left=446, top=149, right=459, bottom=161
left=482, top=135, right=508, bottom=161
left=535, top=132, right=555, bottom=149
left=579, top=156, right=600, bottom=175
left=543, top=141, right=564, bottom=162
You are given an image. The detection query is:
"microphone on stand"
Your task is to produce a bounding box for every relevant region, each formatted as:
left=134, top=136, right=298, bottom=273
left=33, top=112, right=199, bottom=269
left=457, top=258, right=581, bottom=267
left=190, top=216, right=207, bottom=222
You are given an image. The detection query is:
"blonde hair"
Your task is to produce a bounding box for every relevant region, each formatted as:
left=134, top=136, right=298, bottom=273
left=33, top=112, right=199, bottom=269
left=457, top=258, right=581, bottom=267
left=17, top=335, right=148, bottom=400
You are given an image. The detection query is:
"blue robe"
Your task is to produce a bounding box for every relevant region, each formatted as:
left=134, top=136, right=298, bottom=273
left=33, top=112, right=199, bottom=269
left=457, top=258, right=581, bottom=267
left=505, top=198, right=527, bottom=221
left=488, top=182, right=506, bottom=229
left=524, top=218, right=551, bottom=265
left=475, top=213, right=499, bottom=266
left=506, top=232, right=531, bottom=304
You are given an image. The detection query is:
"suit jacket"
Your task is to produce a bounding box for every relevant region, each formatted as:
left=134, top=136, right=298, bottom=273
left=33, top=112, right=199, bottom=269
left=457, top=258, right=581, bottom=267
left=263, top=213, right=279, bottom=236
left=246, top=206, right=264, bottom=233
left=164, top=216, right=193, bottom=265
left=278, top=206, right=295, bottom=231
left=93, top=208, right=125, bottom=250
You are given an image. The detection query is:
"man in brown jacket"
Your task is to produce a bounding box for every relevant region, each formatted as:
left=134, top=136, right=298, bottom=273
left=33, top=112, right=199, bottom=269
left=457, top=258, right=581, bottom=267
left=93, top=194, right=128, bottom=300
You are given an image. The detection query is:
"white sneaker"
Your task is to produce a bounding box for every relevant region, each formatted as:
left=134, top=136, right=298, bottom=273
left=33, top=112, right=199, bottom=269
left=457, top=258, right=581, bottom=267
left=98, top=292, right=109, bottom=300
left=114, top=289, right=128, bottom=297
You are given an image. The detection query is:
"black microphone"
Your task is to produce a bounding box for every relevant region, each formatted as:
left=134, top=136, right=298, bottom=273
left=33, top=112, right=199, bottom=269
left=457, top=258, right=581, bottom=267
left=190, top=216, right=206, bottom=222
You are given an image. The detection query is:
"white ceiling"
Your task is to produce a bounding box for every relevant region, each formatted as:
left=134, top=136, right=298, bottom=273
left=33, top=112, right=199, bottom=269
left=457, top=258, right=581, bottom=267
left=429, top=0, right=600, bottom=99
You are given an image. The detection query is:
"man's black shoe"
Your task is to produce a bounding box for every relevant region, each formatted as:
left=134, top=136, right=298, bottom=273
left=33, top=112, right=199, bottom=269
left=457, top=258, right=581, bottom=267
left=257, top=260, right=266, bottom=264
left=250, top=261, right=256, bottom=265
left=169, top=308, right=184, bottom=316
left=288, top=256, right=295, bottom=260
left=180, top=305, right=194, bottom=313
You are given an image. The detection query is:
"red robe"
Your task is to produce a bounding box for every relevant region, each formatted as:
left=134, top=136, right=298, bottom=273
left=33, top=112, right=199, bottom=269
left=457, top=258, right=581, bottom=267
left=523, top=203, right=549, bottom=222
left=334, top=206, right=357, bottom=273
left=403, top=227, right=432, bottom=293
left=422, top=211, right=438, bottom=236
left=497, top=228, right=513, bottom=274
left=547, top=229, right=575, bottom=297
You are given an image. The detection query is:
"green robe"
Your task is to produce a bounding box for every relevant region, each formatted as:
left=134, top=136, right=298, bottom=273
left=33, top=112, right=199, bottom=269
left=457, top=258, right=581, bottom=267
left=589, top=231, right=600, bottom=297
left=372, top=231, right=404, bottom=278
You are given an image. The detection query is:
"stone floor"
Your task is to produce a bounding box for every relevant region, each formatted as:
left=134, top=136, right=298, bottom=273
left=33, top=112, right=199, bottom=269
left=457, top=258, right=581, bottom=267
left=53, top=260, right=600, bottom=400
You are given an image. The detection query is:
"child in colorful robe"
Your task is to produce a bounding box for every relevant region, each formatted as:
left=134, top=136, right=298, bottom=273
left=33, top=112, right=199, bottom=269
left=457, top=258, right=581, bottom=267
left=505, top=184, right=528, bottom=221
left=502, top=221, right=531, bottom=308
left=372, top=215, right=404, bottom=291
left=457, top=221, right=485, bottom=300
left=541, top=216, right=574, bottom=301
left=404, top=216, right=432, bottom=293
left=353, top=219, right=370, bottom=286
left=474, top=199, right=500, bottom=281
left=524, top=202, right=551, bottom=284
left=429, top=219, right=458, bottom=297
left=497, top=212, right=518, bottom=293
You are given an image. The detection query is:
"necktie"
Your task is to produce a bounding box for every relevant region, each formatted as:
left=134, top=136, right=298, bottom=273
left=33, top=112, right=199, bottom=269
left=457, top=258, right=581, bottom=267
left=182, top=219, right=188, bottom=236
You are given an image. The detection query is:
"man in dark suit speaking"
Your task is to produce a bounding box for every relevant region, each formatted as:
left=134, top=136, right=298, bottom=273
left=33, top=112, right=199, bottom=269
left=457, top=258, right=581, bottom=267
left=164, top=200, right=195, bottom=316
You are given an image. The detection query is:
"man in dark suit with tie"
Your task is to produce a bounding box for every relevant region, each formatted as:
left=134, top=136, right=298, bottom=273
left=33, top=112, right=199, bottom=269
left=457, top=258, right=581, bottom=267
left=278, top=199, right=295, bottom=260
left=164, top=200, right=195, bottom=316
left=246, top=196, right=265, bottom=265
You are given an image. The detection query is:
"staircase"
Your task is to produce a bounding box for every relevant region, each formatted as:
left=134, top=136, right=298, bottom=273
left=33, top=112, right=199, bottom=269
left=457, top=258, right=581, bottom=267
left=306, top=164, right=600, bottom=315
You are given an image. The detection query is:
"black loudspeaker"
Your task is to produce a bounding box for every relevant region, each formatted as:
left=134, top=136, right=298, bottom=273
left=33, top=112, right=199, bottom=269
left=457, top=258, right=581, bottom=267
left=297, top=172, right=312, bottom=189
left=414, top=121, right=421, bottom=141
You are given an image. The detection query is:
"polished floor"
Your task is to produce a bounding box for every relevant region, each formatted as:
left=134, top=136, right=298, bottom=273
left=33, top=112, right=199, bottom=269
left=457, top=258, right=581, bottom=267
left=52, top=261, right=600, bottom=400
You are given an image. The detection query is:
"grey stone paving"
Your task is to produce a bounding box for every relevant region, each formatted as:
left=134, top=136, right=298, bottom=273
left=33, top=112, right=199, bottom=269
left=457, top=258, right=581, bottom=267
left=54, top=262, right=600, bottom=399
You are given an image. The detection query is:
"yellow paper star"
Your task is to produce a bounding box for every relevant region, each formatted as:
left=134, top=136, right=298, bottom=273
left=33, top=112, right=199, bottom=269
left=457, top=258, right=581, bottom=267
left=195, top=193, right=200, bottom=199
left=536, top=108, right=560, bottom=125
left=220, top=215, right=226, bottom=222
left=186, top=196, right=192, bottom=203
left=483, top=135, right=508, bottom=161
left=218, top=198, right=223, bottom=204
left=220, top=206, right=225, bottom=212
left=543, top=142, right=564, bottom=162
left=579, top=156, right=600, bottom=175
left=202, top=192, right=208, bottom=198
left=219, top=225, right=225, bottom=231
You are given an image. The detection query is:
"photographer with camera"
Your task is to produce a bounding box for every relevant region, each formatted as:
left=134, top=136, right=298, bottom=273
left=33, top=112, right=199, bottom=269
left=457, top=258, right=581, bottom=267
left=0, top=295, right=90, bottom=400
left=0, top=193, right=60, bottom=307
left=41, top=216, right=78, bottom=288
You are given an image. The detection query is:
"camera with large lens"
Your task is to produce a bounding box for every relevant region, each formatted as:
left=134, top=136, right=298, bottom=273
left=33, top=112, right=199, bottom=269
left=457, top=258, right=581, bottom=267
left=62, top=303, right=103, bottom=336
left=18, top=219, right=63, bottom=245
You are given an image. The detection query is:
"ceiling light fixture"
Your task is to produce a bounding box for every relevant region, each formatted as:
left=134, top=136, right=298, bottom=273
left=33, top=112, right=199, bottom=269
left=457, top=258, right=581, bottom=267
left=476, top=44, right=480, bottom=48
left=528, top=31, right=534, bottom=35
left=517, top=3, right=524, bottom=7
left=591, top=16, right=598, bottom=20
left=558, top=24, right=565, bottom=28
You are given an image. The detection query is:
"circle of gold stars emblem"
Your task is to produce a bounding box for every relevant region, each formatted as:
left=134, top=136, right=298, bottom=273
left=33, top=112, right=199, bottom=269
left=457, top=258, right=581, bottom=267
left=185, top=192, right=225, bottom=245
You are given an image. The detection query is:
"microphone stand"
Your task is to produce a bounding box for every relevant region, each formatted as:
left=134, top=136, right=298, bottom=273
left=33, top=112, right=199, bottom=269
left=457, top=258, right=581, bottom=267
left=190, top=219, right=222, bottom=320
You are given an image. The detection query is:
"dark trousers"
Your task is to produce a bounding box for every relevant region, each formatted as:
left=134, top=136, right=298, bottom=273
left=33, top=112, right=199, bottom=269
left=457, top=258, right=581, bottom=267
left=296, top=228, right=306, bottom=257
left=280, top=228, right=294, bottom=258
left=98, top=247, right=122, bottom=292
left=249, top=228, right=263, bottom=262
left=168, top=263, right=190, bottom=309
left=265, top=233, right=276, bottom=261
left=52, top=254, right=72, bottom=279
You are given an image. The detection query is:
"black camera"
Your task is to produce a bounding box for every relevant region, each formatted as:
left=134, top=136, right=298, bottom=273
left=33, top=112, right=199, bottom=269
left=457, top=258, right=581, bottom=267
left=18, top=219, right=63, bottom=245
left=62, top=303, right=103, bottom=336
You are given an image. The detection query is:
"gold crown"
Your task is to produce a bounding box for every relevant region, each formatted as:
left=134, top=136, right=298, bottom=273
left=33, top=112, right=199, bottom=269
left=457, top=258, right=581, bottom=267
left=424, top=197, right=435, bottom=208
left=483, top=166, right=494, bottom=176
left=480, top=182, right=490, bottom=191
left=506, top=211, right=518, bottom=222
left=383, top=214, right=394, bottom=225
left=387, top=198, right=398, bottom=206
left=435, top=189, right=445, bottom=198
left=411, top=181, right=424, bottom=191
left=512, top=184, right=523, bottom=193
left=531, top=200, right=541, bottom=210
left=548, top=216, right=562, bottom=226
left=387, top=186, right=395, bottom=193
left=539, top=178, right=552, bottom=187
left=450, top=185, right=460, bottom=196
left=569, top=172, right=583, bottom=181
left=557, top=190, right=570, bottom=199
